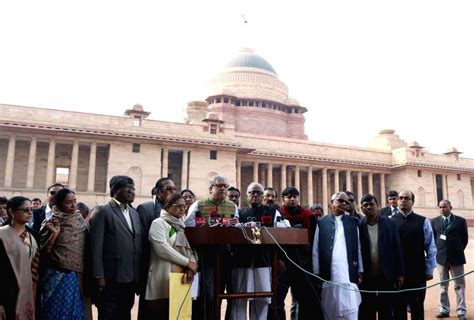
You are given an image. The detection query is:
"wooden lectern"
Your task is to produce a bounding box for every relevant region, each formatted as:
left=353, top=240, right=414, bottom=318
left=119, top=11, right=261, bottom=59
left=185, top=227, right=309, bottom=320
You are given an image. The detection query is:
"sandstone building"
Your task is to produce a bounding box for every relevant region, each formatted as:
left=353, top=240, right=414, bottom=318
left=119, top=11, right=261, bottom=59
left=1, top=48, right=473, bottom=220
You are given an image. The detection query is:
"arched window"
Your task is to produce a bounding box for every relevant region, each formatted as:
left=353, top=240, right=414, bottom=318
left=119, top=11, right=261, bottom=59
left=128, top=166, right=142, bottom=196
left=457, top=189, right=465, bottom=208
left=417, top=187, right=425, bottom=207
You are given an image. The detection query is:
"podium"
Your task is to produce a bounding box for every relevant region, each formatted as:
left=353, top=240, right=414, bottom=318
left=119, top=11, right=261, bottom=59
left=185, top=227, right=309, bottom=320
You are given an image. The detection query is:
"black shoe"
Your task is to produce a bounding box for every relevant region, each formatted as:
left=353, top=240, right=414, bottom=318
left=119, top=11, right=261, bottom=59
left=457, top=315, right=467, bottom=320
left=435, top=313, right=449, bottom=318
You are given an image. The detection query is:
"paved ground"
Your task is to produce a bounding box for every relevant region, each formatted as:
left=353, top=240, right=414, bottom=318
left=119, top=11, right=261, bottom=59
left=92, top=228, right=474, bottom=319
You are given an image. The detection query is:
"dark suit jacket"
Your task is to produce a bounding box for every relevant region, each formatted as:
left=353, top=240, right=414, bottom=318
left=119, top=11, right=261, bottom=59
left=32, top=206, right=47, bottom=232
left=89, top=200, right=143, bottom=286
left=380, top=206, right=397, bottom=218
left=359, top=216, right=404, bottom=284
left=137, top=199, right=162, bottom=235
left=431, top=214, right=468, bottom=265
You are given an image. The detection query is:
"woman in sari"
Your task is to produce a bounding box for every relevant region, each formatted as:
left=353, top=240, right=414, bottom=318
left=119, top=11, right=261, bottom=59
left=0, top=196, right=40, bottom=320
left=145, top=193, right=198, bottom=318
left=39, top=188, right=87, bottom=320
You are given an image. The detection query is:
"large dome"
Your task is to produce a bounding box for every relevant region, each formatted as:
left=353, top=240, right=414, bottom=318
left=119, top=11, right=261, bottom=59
left=224, top=47, right=277, bottom=76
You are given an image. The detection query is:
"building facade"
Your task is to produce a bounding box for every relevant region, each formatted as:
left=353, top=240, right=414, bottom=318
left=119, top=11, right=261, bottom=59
left=1, top=48, right=474, bottom=220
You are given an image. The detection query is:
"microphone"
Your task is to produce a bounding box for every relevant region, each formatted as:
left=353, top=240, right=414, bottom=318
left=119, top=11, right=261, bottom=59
left=209, top=210, right=218, bottom=225
left=260, top=215, right=273, bottom=227
left=228, top=214, right=239, bottom=225
left=194, top=210, right=206, bottom=227
left=275, top=216, right=289, bottom=228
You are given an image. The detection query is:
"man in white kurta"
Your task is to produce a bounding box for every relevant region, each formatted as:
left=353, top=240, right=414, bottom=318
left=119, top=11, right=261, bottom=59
left=312, top=192, right=363, bottom=320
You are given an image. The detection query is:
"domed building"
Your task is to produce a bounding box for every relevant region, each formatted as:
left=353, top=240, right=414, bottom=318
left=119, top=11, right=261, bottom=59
left=1, top=48, right=474, bottom=222
left=185, top=48, right=307, bottom=139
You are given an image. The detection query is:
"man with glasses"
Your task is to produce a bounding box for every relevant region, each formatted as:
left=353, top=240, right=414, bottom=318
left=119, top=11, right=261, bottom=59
left=277, top=186, right=320, bottom=320
left=32, top=183, right=64, bottom=232
left=380, top=190, right=400, bottom=218
left=344, top=191, right=364, bottom=220
left=136, top=177, right=176, bottom=320
left=89, top=175, right=144, bottom=320
left=231, top=182, right=286, bottom=319
left=391, top=190, right=437, bottom=320
left=185, top=175, right=238, bottom=320
left=312, top=192, right=363, bottom=320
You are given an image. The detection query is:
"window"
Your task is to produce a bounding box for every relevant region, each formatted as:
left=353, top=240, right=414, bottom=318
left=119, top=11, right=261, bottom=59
left=457, top=174, right=462, bottom=181
left=210, top=150, right=217, bottom=160
left=133, top=116, right=142, bottom=127
left=209, top=124, right=218, bottom=134
left=417, top=170, right=422, bottom=177
left=132, top=143, right=140, bottom=153
left=55, top=167, right=70, bottom=185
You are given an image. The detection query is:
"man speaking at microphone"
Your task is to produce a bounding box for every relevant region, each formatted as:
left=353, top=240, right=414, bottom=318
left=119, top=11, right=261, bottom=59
left=230, top=182, right=288, bottom=319
left=185, top=175, right=238, bottom=319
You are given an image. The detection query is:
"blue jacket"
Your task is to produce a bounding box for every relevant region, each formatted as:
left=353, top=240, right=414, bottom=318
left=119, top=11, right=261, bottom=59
left=313, top=214, right=360, bottom=284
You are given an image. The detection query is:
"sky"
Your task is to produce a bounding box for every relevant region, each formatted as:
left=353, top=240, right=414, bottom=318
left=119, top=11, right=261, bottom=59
left=1, top=1, right=473, bottom=158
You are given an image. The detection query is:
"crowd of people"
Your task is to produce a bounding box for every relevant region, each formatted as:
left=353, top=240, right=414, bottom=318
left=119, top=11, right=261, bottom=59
left=0, top=174, right=469, bottom=320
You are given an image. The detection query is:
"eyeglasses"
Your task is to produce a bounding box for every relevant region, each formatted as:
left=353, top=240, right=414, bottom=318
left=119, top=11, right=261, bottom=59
left=213, top=184, right=229, bottom=189
left=333, top=199, right=350, bottom=205
left=284, top=195, right=299, bottom=199
left=248, top=190, right=263, bottom=196
left=16, top=208, right=33, bottom=213
left=171, top=204, right=187, bottom=210
left=347, top=198, right=355, bottom=203
left=162, top=186, right=177, bottom=192
left=49, top=190, right=56, bottom=196
left=398, top=196, right=412, bottom=201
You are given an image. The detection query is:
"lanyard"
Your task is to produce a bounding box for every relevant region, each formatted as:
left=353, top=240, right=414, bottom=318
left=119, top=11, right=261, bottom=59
left=443, top=215, right=455, bottom=234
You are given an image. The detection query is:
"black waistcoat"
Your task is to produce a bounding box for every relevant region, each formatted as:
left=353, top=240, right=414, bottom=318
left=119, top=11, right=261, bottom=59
left=392, top=212, right=426, bottom=285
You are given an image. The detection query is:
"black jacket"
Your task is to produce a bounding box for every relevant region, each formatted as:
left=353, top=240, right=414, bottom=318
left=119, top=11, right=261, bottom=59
left=359, top=216, right=404, bottom=284
left=431, top=214, right=468, bottom=266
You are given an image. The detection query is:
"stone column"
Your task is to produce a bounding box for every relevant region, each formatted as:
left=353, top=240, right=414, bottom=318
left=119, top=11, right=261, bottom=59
left=267, top=163, right=273, bottom=187
left=442, top=174, right=447, bottom=199
left=162, top=148, right=169, bottom=178
left=287, top=166, right=292, bottom=186
left=295, top=165, right=300, bottom=190
left=357, top=171, right=363, bottom=203
left=334, top=169, right=340, bottom=192
left=181, top=150, right=189, bottom=189
left=46, top=138, right=56, bottom=187
left=281, top=164, right=287, bottom=190
left=368, top=172, right=374, bottom=195
left=26, top=137, right=37, bottom=189
left=87, top=142, right=97, bottom=192
left=307, top=167, right=313, bottom=206
left=346, top=170, right=352, bottom=191
left=4, top=135, right=16, bottom=188
left=380, top=173, right=386, bottom=207
left=253, top=161, right=259, bottom=183
left=322, top=168, right=328, bottom=213
left=236, top=160, right=242, bottom=191
left=69, top=140, right=79, bottom=189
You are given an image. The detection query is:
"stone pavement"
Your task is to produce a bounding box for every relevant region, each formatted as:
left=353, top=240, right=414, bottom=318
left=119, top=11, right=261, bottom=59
left=92, top=228, right=474, bottom=319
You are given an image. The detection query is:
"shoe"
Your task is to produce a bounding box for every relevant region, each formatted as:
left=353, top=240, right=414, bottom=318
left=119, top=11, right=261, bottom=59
left=457, top=315, right=467, bottom=320
left=435, top=313, right=449, bottom=318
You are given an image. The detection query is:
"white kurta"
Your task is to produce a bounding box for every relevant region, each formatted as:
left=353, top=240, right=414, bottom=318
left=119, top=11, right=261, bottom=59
left=319, top=215, right=362, bottom=319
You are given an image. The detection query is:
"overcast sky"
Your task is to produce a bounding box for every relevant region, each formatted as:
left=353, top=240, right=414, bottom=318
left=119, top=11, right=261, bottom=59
left=1, top=0, right=473, bottom=158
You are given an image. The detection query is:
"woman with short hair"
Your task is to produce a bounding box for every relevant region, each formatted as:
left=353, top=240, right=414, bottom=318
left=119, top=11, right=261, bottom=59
left=145, top=193, right=198, bottom=318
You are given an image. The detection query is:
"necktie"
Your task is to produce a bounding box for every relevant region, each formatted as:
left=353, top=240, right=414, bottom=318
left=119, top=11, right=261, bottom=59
left=443, top=216, right=450, bottom=230
left=392, top=207, right=399, bottom=216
